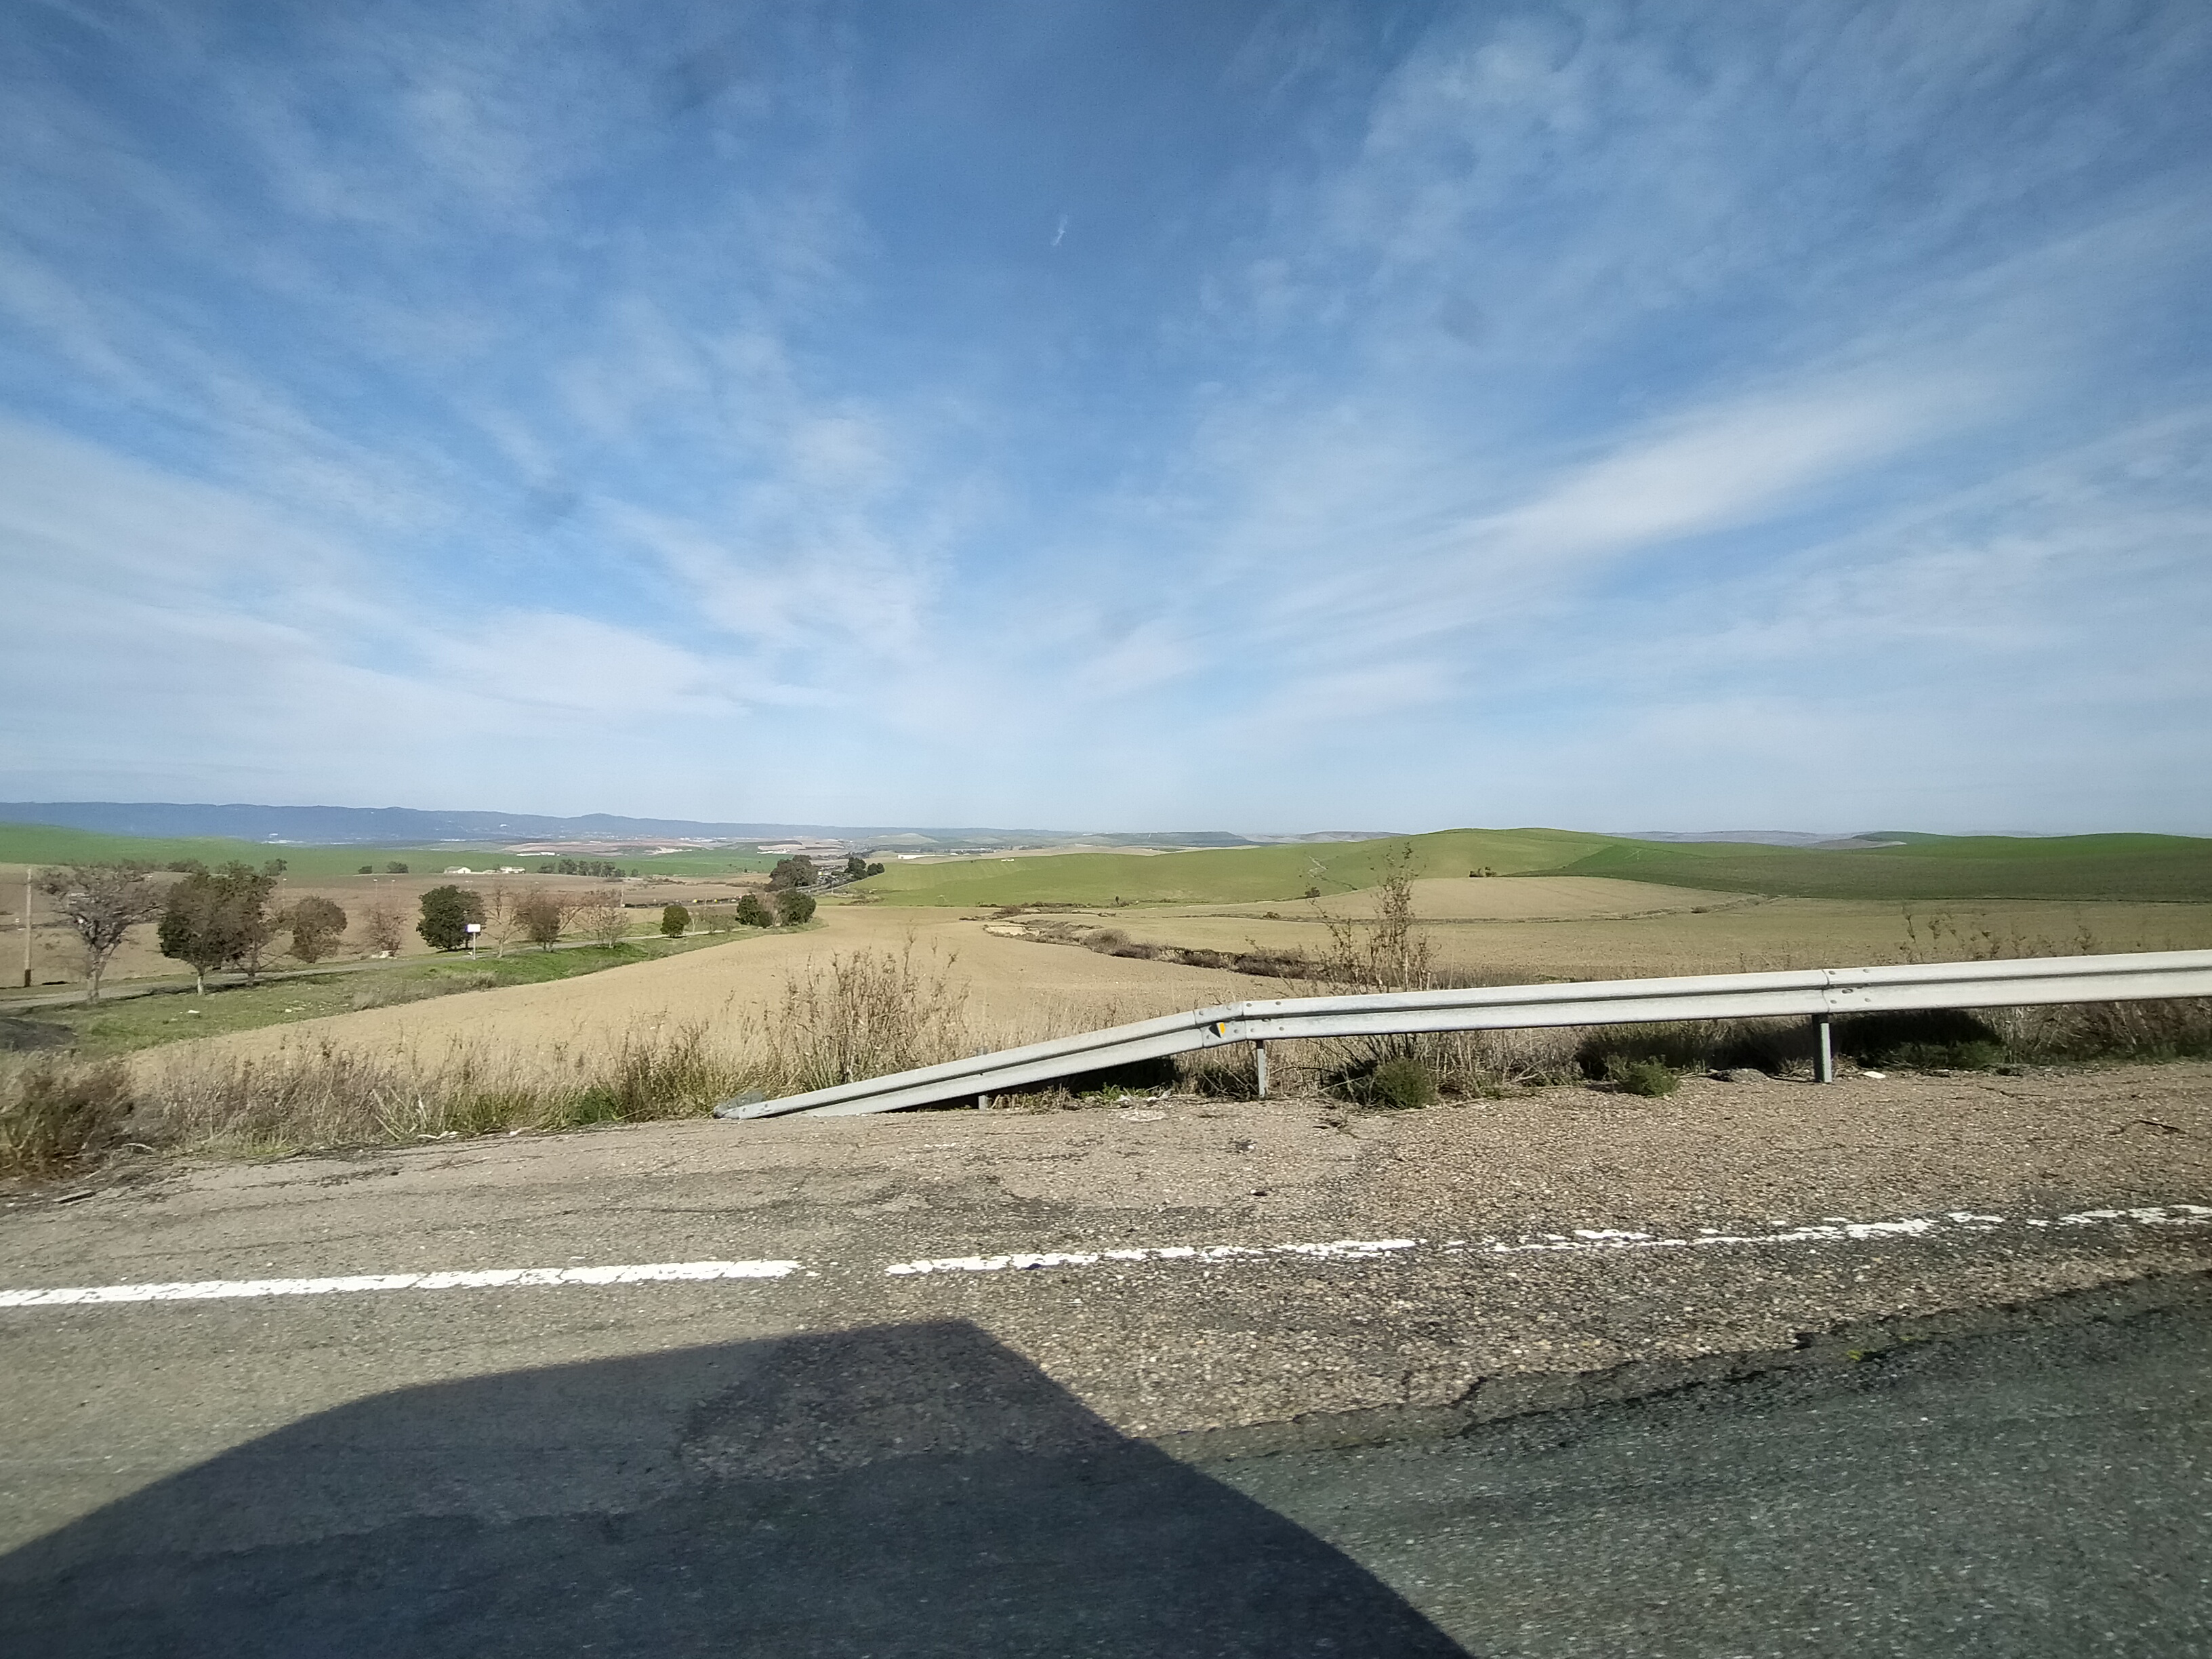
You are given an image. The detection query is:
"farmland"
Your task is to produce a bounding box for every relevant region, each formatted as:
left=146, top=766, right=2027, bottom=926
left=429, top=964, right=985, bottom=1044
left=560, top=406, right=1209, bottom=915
left=0, top=822, right=778, bottom=880
left=857, top=827, right=2212, bottom=908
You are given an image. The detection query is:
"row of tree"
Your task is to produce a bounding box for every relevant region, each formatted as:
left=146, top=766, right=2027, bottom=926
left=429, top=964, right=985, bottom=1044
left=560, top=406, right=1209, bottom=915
left=417, top=883, right=638, bottom=954
left=30, top=860, right=405, bottom=1000
left=26, top=861, right=821, bottom=1001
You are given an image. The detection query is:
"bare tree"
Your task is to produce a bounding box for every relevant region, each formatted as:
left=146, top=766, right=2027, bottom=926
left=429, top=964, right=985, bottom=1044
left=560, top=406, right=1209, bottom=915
left=359, top=894, right=406, bottom=958
left=577, top=888, right=631, bottom=949
left=38, top=863, right=161, bottom=1002
left=480, top=882, right=525, bottom=958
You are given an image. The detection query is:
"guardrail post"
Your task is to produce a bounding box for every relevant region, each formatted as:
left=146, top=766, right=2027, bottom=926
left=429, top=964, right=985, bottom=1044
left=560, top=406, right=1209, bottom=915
left=1254, top=1040, right=1270, bottom=1099
left=1815, top=1019, right=1835, bottom=1085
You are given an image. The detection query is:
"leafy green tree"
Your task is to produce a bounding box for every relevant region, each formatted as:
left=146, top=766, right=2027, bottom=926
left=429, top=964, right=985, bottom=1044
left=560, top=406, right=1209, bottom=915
left=157, top=863, right=278, bottom=994
left=768, top=855, right=817, bottom=890
left=660, top=903, right=691, bottom=937
left=357, top=865, right=374, bottom=875
left=41, top=863, right=162, bottom=1002
left=774, top=888, right=817, bottom=926
left=417, top=885, right=485, bottom=951
left=283, top=896, right=348, bottom=963
left=383, top=861, right=409, bottom=874
left=733, top=893, right=773, bottom=927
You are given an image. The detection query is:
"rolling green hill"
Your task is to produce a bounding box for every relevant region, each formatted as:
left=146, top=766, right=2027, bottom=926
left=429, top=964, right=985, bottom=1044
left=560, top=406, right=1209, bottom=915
left=1549, top=834, right=2212, bottom=903
left=858, top=829, right=1612, bottom=907
left=0, top=823, right=774, bottom=878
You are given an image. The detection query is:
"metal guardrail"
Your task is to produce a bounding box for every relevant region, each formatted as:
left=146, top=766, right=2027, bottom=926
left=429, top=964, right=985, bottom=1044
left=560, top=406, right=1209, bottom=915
left=718, top=949, right=2212, bottom=1120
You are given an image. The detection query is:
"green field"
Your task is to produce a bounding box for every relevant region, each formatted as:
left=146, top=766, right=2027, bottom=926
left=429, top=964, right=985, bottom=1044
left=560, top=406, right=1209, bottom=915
left=1549, top=834, right=2212, bottom=903
left=857, top=827, right=2212, bottom=907
left=12, top=818, right=2209, bottom=908
left=858, top=830, right=1612, bottom=907
left=0, top=823, right=775, bottom=878
left=8, top=931, right=769, bottom=1058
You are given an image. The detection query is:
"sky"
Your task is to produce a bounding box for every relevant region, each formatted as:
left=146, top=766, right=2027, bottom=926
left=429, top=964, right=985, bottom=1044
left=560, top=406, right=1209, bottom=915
left=1, top=0, right=2209, bottom=835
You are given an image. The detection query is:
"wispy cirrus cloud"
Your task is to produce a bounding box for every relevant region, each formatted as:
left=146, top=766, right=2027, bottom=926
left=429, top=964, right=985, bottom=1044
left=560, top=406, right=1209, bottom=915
left=1, top=1, right=2207, bottom=830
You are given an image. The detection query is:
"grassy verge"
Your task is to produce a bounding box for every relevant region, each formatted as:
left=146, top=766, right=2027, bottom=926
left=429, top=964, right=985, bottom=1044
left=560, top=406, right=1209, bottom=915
left=15, top=931, right=783, bottom=1059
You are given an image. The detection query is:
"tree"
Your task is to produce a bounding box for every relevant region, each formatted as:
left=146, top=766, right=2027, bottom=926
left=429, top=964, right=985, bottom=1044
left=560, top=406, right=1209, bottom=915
left=417, top=885, right=485, bottom=951
left=360, top=895, right=406, bottom=957
left=383, top=861, right=409, bottom=875
left=733, top=893, right=773, bottom=927
left=40, top=863, right=161, bottom=1002
left=768, top=855, right=817, bottom=890
left=774, top=888, right=817, bottom=926
left=479, top=883, right=526, bottom=958
left=357, top=865, right=374, bottom=876
left=282, top=896, right=348, bottom=964
left=577, top=888, right=630, bottom=948
left=514, top=887, right=566, bottom=951
left=159, top=863, right=279, bottom=992
left=841, top=855, right=886, bottom=880
left=660, top=903, right=691, bottom=937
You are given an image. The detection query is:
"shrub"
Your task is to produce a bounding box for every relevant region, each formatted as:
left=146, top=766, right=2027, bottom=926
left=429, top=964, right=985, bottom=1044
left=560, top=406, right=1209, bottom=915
left=775, top=888, right=817, bottom=926
left=1607, top=1057, right=1679, bottom=1097
left=383, top=862, right=409, bottom=874
left=661, top=904, right=691, bottom=937
left=357, top=864, right=373, bottom=875
left=734, top=893, right=773, bottom=927
left=1834, top=1008, right=2005, bottom=1071
left=1368, top=1056, right=1437, bottom=1108
left=0, top=1057, right=133, bottom=1178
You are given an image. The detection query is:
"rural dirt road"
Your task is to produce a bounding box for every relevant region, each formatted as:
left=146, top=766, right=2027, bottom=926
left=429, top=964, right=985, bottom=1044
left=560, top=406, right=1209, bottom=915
left=3, top=1061, right=2209, bottom=1653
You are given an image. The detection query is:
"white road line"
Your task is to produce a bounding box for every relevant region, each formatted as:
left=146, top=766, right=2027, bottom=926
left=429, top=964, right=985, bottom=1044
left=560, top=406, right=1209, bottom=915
left=4, top=1203, right=2207, bottom=1310
left=0, top=1259, right=799, bottom=1308
left=884, top=1204, right=2212, bottom=1277
left=884, top=1238, right=1418, bottom=1276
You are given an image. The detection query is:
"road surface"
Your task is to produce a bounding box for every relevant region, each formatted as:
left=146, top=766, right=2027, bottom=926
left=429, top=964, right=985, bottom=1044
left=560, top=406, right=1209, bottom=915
left=2, top=1073, right=2207, bottom=1654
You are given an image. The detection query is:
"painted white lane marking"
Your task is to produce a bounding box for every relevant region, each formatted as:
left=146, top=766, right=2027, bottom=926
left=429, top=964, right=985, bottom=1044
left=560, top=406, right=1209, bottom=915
left=884, top=1238, right=1418, bottom=1277
left=0, top=1259, right=799, bottom=1308
left=883, top=1204, right=2212, bottom=1277
left=5, top=1204, right=2207, bottom=1309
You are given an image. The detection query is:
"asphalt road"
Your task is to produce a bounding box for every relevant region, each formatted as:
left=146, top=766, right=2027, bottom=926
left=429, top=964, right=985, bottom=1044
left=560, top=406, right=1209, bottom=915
left=3, top=1078, right=2208, bottom=1656
left=1, top=1280, right=2204, bottom=1657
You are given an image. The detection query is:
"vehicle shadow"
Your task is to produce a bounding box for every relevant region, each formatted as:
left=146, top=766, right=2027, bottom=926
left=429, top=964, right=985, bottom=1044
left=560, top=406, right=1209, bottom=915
left=0, top=1318, right=1467, bottom=1657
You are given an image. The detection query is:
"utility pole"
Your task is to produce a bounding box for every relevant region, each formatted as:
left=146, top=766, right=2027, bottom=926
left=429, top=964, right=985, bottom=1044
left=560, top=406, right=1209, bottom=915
left=21, top=864, right=31, bottom=989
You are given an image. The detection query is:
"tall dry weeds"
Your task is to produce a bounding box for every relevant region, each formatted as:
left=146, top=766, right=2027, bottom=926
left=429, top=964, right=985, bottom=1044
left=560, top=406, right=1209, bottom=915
left=754, top=943, right=972, bottom=1095
left=0, top=1055, right=135, bottom=1179
left=146, top=1021, right=747, bottom=1154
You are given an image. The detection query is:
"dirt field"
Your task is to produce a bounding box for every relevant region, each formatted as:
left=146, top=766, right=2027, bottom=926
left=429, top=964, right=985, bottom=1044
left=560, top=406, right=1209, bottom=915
left=99, top=874, right=2212, bottom=1087
left=1019, top=886, right=2212, bottom=981
left=149, top=900, right=1289, bottom=1078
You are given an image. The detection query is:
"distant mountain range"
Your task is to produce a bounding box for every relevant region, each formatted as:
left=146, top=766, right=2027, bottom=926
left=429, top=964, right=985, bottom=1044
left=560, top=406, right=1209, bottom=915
left=0, top=801, right=1404, bottom=850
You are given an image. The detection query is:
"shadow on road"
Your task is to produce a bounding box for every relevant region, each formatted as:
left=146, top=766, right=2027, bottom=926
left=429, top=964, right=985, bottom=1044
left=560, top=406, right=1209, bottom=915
left=0, top=1319, right=1467, bottom=1657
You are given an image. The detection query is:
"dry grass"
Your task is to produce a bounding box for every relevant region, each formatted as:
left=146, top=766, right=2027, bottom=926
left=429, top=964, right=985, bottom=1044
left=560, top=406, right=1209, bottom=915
left=751, top=944, right=974, bottom=1095
left=0, top=1054, right=135, bottom=1178
left=145, top=1021, right=747, bottom=1155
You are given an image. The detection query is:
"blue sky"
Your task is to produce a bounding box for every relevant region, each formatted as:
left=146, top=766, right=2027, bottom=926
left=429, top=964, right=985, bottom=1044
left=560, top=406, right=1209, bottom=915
left=2, top=0, right=2208, bottom=834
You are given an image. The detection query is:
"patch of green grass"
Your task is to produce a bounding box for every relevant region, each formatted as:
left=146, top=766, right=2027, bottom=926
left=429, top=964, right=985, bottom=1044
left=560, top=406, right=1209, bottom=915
left=1546, top=833, right=2212, bottom=903
left=30, top=933, right=763, bottom=1058
left=0, top=822, right=779, bottom=879
left=858, top=829, right=1612, bottom=907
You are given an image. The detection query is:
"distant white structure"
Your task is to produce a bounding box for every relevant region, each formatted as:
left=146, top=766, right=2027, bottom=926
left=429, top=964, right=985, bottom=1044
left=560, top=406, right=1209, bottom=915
left=443, top=867, right=475, bottom=875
